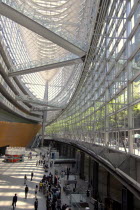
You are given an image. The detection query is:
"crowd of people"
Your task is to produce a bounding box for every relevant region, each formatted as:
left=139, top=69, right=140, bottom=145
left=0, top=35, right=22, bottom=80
left=37, top=152, right=71, bottom=210
left=12, top=150, right=72, bottom=209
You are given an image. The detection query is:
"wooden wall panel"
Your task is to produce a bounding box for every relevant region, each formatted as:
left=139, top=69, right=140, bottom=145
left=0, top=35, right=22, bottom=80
left=0, top=121, right=41, bottom=147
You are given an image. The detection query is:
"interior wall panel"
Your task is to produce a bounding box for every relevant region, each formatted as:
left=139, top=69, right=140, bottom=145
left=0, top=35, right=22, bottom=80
left=0, top=121, right=41, bottom=147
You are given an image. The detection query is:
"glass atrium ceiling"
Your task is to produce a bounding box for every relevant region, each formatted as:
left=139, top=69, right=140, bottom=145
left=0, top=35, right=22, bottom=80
left=0, top=0, right=99, bottom=121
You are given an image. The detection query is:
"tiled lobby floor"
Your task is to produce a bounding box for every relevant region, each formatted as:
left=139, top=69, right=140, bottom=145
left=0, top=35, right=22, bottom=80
left=0, top=148, right=94, bottom=209
left=0, top=152, right=46, bottom=210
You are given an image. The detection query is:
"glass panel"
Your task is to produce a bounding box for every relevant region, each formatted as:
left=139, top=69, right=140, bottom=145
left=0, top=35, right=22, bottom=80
left=133, top=103, right=140, bottom=129
left=132, top=76, right=140, bottom=101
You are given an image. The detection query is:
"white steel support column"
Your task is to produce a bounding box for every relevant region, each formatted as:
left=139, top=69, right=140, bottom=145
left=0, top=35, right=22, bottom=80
left=41, top=81, right=48, bottom=147
left=128, top=82, right=133, bottom=153
left=105, top=15, right=109, bottom=147
left=105, top=89, right=109, bottom=146
left=105, top=132, right=109, bottom=146
left=128, top=129, right=133, bottom=153
left=126, top=1, right=133, bottom=154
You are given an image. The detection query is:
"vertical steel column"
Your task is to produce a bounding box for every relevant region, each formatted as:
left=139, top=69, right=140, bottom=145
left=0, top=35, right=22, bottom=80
left=126, top=1, right=133, bottom=154
left=105, top=14, right=109, bottom=146
left=122, top=187, right=133, bottom=210
left=107, top=172, right=110, bottom=199
left=88, top=156, right=91, bottom=184
left=59, top=143, right=62, bottom=157
left=105, top=88, right=109, bottom=146
left=79, top=151, right=85, bottom=179
left=41, top=81, right=48, bottom=147
left=128, top=89, right=133, bottom=153
left=92, top=161, right=99, bottom=210
left=93, top=161, right=99, bottom=199
left=72, top=147, right=76, bottom=158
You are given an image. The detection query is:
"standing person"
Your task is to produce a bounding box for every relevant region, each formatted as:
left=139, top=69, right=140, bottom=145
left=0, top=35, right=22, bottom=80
left=36, top=160, right=38, bottom=167
left=25, top=185, right=29, bottom=199
left=86, top=189, right=90, bottom=197
left=57, top=198, right=61, bottom=210
left=50, top=161, right=53, bottom=167
left=67, top=168, right=69, bottom=180
left=12, top=194, right=17, bottom=209
left=75, top=181, right=77, bottom=189
left=24, top=174, right=27, bottom=185
left=34, top=198, right=38, bottom=210
left=39, top=181, right=43, bottom=192
left=35, top=185, right=38, bottom=198
left=31, top=171, right=34, bottom=181
left=29, top=151, right=32, bottom=159
left=62, top=204, right=68, bottom=210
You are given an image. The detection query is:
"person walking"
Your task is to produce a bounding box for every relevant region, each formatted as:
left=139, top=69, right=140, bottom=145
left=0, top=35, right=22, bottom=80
left=36, top=160, right=38, bottom=166
left=12, top=194, right=17, bottom=209
left=25, top=185, right=29, bottom=199
left=34, top=198, right=38, bottom=210
left=31, top=171, right=34, bottom=181
left=24, top=174, right=27, bottom=185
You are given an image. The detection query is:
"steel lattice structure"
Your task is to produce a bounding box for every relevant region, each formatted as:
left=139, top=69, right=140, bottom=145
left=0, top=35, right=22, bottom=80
left=0, top=0, right=99, bottom=123
left=0, top=0, right=140, bottom=156
left=46, top=0, right=140, bottom=156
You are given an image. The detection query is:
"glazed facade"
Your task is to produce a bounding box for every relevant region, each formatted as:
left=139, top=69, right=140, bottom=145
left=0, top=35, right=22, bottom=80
left=46, top=0, right=140, bottom=155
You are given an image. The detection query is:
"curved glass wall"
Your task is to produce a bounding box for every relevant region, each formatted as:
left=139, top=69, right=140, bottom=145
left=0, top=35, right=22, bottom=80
left=46, top=0, right=140, bottom=156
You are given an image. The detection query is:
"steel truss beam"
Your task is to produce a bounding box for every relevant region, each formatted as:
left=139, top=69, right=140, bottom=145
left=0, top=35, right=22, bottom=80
left=0, top=1, right=85, bottom=57
left=15, top=95, right=60, bottom=108
left=106, top=17, right=127, bottom=20
left=31, top=107, right=63, bottom=111
left=93, top=34, right=127, bottom=39
left=9, top=57, right=84, bottom=77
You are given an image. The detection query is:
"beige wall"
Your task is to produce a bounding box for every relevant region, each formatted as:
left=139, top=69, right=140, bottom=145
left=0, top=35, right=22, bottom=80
left=0, top=121, right=41, bottom=147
